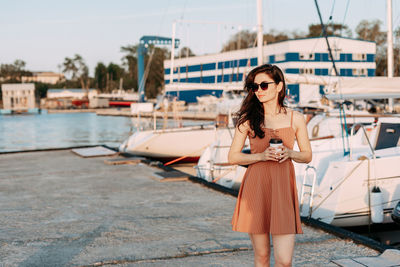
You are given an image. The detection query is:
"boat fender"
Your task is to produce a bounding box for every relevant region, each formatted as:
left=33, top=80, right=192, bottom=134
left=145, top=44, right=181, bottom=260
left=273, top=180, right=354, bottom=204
left=312, top=124, right=319, bottom=138
left=371, top=186, right=384, bottom=223
left=391, top=201, right=400, bottom=225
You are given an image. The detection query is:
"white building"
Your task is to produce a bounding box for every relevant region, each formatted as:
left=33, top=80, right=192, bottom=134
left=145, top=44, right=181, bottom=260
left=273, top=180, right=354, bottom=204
left=22, top=72, right=65, bottom=84
left=47, top=88, right=98, bottom=99
left=163, top=36, right=376, bottom=104
left=1, top=83, right=36, bottom=111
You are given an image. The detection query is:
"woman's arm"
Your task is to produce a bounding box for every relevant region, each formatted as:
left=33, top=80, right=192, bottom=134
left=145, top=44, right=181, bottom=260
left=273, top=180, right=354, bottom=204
left=228, top=121, right=278, bottom=165
left=278, top=111, right=312, bottom=164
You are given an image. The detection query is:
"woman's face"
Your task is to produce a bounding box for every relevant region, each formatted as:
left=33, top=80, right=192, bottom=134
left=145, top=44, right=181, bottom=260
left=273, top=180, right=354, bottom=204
left=253, top=72, right=282, bottom=103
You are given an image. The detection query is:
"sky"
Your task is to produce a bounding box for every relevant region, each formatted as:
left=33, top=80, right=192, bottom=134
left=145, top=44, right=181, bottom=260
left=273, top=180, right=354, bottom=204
left=0, top=0, right=399, bottom=75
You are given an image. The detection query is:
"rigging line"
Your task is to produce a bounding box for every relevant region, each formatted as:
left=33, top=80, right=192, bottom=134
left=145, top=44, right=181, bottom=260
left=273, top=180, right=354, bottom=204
left=156, top=0, right=172, bottom=36
left=327, top=0, right=336, bottom=28
left=329, top=0, right=336, bottom=19
left=180, top=0, right=188, bottom=20
left=340, top=0, right=351, bottom=36
left=314, top=0, right=339, bottom=76
left=315, top=199, right=400, bottom=221
left=312, top=158, right=366, bottom=214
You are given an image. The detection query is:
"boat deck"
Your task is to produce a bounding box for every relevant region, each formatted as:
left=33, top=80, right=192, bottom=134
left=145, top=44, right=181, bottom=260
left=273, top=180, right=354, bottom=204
left=0, top=149, right=388, bottom=266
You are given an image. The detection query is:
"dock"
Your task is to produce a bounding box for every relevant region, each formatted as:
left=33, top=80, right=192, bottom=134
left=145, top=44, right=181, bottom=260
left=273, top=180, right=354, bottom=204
left=45, top=108, right=219, bottom=121
left=0, top=148, right=395, bottom=266
left=96, top=109, right=218, bottom=121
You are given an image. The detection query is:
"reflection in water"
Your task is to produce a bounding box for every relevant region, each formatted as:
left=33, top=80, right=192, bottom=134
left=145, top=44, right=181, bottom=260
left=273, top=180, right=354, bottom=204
left=0, top=112, right=211, bottom=152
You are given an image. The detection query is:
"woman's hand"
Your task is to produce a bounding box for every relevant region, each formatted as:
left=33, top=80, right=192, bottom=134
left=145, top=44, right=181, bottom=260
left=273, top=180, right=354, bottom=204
left=260, top=147, right=280, bottom=162
left=277, top=146, right=292, bottom=163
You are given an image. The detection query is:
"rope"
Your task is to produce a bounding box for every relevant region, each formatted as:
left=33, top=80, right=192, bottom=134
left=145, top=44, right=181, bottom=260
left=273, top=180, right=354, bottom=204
left=316, top=198, right=400, bottom=221
left=212, top=166, right=237, bottom=183
left=164, top=142, right=212, bottom=166
left=340, top=0, right=350, bottom=36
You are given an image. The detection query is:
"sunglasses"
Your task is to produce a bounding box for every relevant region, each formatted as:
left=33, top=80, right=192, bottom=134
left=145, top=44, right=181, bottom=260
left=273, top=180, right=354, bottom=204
left=246, top=81, right=275, bottom=92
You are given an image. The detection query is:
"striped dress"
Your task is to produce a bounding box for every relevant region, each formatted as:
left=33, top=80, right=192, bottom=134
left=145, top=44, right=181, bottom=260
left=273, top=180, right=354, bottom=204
left=231, top=111, right=303, bottom=234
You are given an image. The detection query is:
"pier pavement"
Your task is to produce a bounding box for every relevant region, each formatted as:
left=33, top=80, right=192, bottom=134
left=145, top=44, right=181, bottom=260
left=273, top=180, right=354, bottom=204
left=0, top=149, right=383, bottom=266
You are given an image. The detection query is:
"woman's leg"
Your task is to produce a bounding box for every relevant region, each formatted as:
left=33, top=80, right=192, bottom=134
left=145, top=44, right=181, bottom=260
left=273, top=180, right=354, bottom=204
left=249, top=233, right=271, bottom=267
left=271, top=234, right=295, bottom=267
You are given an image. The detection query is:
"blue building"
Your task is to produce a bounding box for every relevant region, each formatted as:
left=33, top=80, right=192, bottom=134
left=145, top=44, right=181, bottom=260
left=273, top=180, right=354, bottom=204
left=163, top=36, right=376, bottom=104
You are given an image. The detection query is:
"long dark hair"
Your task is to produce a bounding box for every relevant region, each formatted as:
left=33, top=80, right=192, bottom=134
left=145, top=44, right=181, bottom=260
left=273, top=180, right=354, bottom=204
left=235, top=64, right=287, bottom=139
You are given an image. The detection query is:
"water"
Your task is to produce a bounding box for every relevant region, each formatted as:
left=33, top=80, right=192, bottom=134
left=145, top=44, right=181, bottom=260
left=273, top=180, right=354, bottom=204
left=344, top=223, right=400, bottom=248
left=0, top=112, right=211, bottom=152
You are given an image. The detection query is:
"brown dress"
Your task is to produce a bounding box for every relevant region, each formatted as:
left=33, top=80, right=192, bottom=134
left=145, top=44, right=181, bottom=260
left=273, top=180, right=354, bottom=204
left=231, top=111, right=303, bottom=234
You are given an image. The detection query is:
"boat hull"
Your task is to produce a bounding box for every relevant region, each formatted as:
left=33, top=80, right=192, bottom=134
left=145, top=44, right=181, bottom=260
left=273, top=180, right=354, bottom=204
left=119, top=125, right=235, bottom=163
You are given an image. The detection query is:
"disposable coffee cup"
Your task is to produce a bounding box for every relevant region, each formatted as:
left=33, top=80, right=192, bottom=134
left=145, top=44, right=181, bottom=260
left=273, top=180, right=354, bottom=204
left=269, top=138, right=283, bottom=151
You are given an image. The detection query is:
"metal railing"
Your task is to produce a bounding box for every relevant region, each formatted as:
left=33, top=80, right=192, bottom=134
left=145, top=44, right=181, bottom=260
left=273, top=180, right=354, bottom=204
left=349, top=123, right=376, bottom=161
left=299, top=165, right=317, bottom=218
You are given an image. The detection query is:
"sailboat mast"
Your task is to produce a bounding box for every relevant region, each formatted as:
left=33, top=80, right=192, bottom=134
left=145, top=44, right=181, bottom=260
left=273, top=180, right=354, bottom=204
left=387, top=0, right=394, bottom=112
left=256, top=0, right=264, bottom=65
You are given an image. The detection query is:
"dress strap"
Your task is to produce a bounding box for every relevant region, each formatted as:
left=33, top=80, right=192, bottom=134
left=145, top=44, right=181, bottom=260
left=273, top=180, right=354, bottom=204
left=290, top=110, right=294, bottom=127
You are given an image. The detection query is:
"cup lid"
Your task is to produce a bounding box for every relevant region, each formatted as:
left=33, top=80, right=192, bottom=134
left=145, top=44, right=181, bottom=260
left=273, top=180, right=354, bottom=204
left=269, top=138, right=283, bottom=144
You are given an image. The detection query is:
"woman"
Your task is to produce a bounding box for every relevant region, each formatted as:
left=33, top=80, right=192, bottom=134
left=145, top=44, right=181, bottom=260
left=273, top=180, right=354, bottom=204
left=228, top=64, right=312, bottom=267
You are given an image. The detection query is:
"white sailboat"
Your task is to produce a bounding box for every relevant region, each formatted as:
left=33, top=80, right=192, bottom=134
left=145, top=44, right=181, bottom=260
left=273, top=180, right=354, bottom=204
left=295, top=119, right=400, bottom=227
left=119, top=122, right=235, bottom=163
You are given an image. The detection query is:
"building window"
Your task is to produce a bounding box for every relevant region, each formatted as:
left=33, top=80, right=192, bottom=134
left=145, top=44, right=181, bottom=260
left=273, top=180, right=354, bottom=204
left=329, top=52, right=341, bottom=61
left=299, top=53, right=314, bottom=60
left=352, top=68, right=367, bottom=76
left=300, top=68, right=314, bottom=75
left=275, top=53, right=285, bottom=62
left=353, top=53, right=366, bottom=61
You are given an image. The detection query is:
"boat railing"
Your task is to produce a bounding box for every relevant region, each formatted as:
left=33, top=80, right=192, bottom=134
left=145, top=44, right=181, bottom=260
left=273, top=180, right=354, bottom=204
left=299, top=165, right=317, bottom=218
left=349, top=123, right=375, bottom=161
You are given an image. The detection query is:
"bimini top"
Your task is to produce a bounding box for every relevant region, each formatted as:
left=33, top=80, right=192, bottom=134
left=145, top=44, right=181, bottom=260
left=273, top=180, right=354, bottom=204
left=325, top=77, right=400, bottom=100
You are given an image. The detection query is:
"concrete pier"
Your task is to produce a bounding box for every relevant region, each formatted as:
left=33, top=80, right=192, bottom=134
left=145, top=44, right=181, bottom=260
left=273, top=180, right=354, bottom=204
left=0, top=149, right=383, bottom=266
left=96, top=109, right=218, bottom=121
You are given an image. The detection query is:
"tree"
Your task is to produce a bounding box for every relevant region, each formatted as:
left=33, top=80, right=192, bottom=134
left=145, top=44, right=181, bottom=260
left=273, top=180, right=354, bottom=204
left=355, top=20, right=386, bottom=46
left=145, top=46, right=169, bottom=99
left=106, top=63, right=124, bottom=91
left=0, top=59, right=31, bottom=81
left=394, top=26, right=400, bottom=76
left=178, top=47, right=195, bottom=58
left=61, top=54, right=90, bottom=94
left=120, top=43, right=169, bottom=98
left=120, top=45, right=138, bottom=90
left=263, top=29, right=289, bottom=44
left=221, top=30, right=291, bottom=52
left=221, top=30, right=257, bottom=52
left=307, top=23, right=352, bottom=38
left=355, top=20, right=388, bottom=76
left=94, top=62, right=107, bottom=91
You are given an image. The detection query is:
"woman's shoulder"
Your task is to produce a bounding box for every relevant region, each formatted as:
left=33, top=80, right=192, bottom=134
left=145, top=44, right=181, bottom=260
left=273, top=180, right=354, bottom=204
left=288, top=108, right=306, bottom=126
left=287, top=108, right=302, bottom=117
left=236, top=119, right=251, bottom=132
